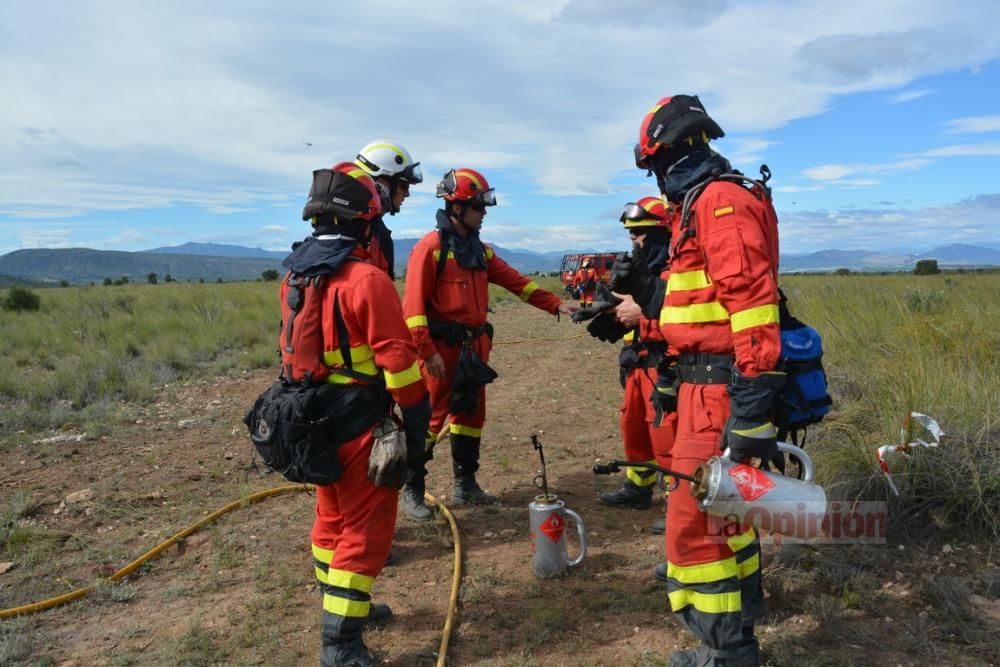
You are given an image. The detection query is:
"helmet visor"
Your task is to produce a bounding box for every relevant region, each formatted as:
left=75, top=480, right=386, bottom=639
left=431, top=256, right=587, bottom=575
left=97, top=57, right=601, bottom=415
left=401, top=162, right=423, bottom=184
left=476, top=188, right=497, bottom=207
left=619, top=202, right=647, bottom=223
left=435, top=169, right=457, bottom=198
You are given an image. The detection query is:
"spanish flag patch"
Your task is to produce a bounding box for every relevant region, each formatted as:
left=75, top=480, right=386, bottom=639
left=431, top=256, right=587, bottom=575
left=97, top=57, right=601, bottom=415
left=714, top=205, right=735, bottom=218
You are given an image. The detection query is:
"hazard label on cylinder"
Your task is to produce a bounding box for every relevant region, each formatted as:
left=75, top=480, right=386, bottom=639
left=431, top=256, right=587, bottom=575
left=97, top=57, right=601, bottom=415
left=539, top=512, right=565, bottom=542
left=729, top=464, right=775, bottom=501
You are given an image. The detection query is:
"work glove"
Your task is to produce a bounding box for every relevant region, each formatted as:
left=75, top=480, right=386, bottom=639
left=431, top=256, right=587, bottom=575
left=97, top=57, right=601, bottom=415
left=608, top=244, right=660, bottom=311
left=368, top=417, right=408, bottom=488
left=651, top=365, right=679, bottom=427
left=585, top=312, right=629, bottom=343
left=721, top=371, right=786, bottom=463
left=400, top=397, right=433, bottom=469
left=571, top=282, right=622, bottom=322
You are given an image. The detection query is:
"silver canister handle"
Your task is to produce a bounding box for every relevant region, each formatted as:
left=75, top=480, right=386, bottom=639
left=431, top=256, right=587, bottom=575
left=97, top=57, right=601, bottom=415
left=561, top=507, right=587, bottom=568
left=720, top=442, right=815, bottom=482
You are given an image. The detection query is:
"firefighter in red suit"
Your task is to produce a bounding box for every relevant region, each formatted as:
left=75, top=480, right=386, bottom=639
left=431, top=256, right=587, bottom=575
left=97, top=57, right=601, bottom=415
left=573, top=258, right=598, bottom=307
left=353, top=140, right=423, bottom=280
left=611, top=96, right=783, bottom=667
left=400, top=168, right=578, bottom=520
left=283, top=163, right=431, bottom=667
left=598, top=197, right=677, bottom=514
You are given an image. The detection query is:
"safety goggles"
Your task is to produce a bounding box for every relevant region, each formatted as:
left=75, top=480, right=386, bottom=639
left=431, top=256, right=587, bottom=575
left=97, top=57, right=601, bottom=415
left=436, top=170, right=497, bottom=206
left=399, top=162, right=423, bottom=184
left=619, top=201, right=661, bottom=225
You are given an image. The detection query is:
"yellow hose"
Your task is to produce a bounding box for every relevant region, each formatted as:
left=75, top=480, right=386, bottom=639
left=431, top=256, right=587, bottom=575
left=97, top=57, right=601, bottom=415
left=0, top=483, right=466, bottom=667
left=424, top=492, right=462, bottom=667
left=493, top=331, right=588, bottom=345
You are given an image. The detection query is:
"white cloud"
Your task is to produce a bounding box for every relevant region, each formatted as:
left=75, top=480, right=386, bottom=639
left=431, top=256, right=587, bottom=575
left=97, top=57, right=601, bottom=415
left=803, top=158, right=932, bottom=181
left=888, top=88, right=935, bottom=103
left=942, top=115, right=1000, bottom=134
left=260, top=225, right=288, bottom=234
left=921, top=142, right=1000, bottom=157
left=2, top=0, right=1000, bottom=235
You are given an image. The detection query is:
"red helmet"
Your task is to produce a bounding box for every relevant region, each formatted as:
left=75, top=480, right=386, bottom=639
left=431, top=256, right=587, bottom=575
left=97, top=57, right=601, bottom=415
left=635, top=95, right=725, bottom=169
left=581, top=257, right=593, bottom=268
left=620, top=196, right=671, bottom=229
left=303, top=162, right=381, bottom=223
left=435, top=168, right=498, bottom=206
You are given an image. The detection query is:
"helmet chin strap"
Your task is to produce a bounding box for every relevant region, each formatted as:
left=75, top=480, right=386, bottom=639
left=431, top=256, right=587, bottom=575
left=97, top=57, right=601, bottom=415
left=376, top=180, right=398, bottom=215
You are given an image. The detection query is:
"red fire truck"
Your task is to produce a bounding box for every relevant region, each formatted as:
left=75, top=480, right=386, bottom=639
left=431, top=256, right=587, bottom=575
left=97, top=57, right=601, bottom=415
left=559, top=252, right=620, bottom=297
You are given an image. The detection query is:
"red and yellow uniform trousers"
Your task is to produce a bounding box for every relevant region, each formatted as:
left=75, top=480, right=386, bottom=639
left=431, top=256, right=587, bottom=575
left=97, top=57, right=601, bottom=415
left=299, top=254, right=428, bottom=650
left=658, top=180, right=781, bottom=651
left=618, top=332, right=676, bottom=494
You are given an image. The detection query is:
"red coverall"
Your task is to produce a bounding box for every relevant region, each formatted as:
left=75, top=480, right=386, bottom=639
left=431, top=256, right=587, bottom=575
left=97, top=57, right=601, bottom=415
left=573, top=266, right=597, bottom=307
left=403, top=229, right=562, bottom=471
left=619, top=318, right=676, bottom=494
left=290, top=248, right=428, bottom=651
left=658, top=181, right=780, bottom=651
left=367, top=218, right=393, bottom=279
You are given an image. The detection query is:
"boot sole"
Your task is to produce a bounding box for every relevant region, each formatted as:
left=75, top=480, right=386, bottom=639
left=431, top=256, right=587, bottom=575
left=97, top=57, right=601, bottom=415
left=598, top=500, right=653, bottom=510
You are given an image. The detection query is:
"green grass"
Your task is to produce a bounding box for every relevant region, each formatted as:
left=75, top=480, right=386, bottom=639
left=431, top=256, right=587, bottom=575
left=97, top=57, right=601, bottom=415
left=781, top=274, right=1000, bottom=539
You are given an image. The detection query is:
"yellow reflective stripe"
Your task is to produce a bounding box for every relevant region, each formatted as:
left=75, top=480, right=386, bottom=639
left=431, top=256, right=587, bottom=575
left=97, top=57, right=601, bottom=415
left=385, top=361, right=422, bottom=389
left=520, top=281, right=539, bottom=302
left=666, top=557, right=739, bottom=584
left=732, top=422, right=777, bottom=438
left=456, top=169, right=483, bottom=190
left=323, top=595, right=370, bottom=618
left=365, top=142, right=404, bottom=158
left=730, top=304, right=779, bottom=333
left=315, top=566, right=328, bottom=583
left=485, top=247, right=494, bottom=259
left=346, top=167, right=368, bottom=180
left=623, top=220, right=659, bottom=229
left=324, top=359, right=380, bottom=385
left=728, top=528, right=756, bottom=553
left=327, top=568, right=374, bottom=593
left=626, top=462, right=658, bottom=486
left=623, top=330, right=635, bottom=342
left=661, top=302, right=729, bottom=324
left=312, top=544, right=334, bottom=565
left=406, top=314, right=428, bottom=329
left=432, top=249, right=456, bottom=261
left=322, top=344, right=375, bottom=366
left=667, top=270, right=712, bottom=292
left=738, top=552, right=760, bottom=579
left=714, top=205, right=734, bottom=218
left=668, top=588, right=742, bottom=614
left=450, top=423, right=482, bottom=437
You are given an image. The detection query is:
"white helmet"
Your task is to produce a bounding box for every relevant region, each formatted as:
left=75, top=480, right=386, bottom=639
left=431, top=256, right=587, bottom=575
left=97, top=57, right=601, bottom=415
left=354, top=140, right=423, bottom=184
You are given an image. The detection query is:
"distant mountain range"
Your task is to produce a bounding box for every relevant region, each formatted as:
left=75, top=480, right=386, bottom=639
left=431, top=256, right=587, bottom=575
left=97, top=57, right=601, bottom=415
left=1, top=242, right=997, bottom=285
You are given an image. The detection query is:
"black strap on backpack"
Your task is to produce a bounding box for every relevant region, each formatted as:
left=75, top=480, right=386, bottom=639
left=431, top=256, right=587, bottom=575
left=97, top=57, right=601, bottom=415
left=330, top=288, right=385, bottom=386
left=672, top=165, right=772, bottom=259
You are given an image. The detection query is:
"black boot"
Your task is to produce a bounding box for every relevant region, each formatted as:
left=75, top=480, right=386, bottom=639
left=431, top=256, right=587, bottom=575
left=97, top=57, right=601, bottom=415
left=599, top=480, right=653, bottom=509
left=401, top=471, right=432, bottom=522
left=364, top=603, right=393, bottom=629
left=322, top=639, right=377, bottom=667
left=654, top=562, right=668, bottom=582
left=651, top=516, right=666, bottom=534
left=450, top=433, right=498, bottom=505
left=667, top=640, right=760, bottom=667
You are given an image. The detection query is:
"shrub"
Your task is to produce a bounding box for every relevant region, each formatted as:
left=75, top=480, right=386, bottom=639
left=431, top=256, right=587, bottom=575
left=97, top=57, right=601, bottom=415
left=261, top=269, right=280, bottom=282
left=834, top=267, right=851, bottom=276
left=1, top=287, right=41, bottom=312
left=914, top=258, right=940, bottom=275
left=147, top=272, right=158, bottom=285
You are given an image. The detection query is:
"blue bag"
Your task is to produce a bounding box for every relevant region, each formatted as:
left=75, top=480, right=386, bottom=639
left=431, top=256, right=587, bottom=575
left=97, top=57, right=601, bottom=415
left=775, top=322, right=832, bottom=431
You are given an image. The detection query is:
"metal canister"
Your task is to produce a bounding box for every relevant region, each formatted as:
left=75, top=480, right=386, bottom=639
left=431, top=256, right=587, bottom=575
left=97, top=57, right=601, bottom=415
left=691, top=442, right=828, bottom=540
left=528, top=494, right=587, bottom=578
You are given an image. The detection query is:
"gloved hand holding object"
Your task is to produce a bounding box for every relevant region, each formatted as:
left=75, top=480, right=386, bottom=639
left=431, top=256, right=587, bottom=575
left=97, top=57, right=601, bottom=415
left=585, top=312, right=629, bottom=343
left=368, top=417, right=408, bottom=488
left=651, top=364, right=679, bottom=427
left=608, top=243, right=659, bottom=310
left=571, top=282, right=622, bottom=323
left=400, top=397, right=433, bottom=468
left=721, top=371, right=786, bottom=463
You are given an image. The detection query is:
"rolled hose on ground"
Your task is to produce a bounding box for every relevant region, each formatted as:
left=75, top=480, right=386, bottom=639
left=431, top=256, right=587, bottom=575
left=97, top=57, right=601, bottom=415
left=0, top=484, right=464, bottom=667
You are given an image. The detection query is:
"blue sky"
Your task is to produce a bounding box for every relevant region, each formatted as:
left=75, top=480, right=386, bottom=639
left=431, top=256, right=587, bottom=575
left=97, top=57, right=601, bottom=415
left=2, top=1, right=999, bottom=257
